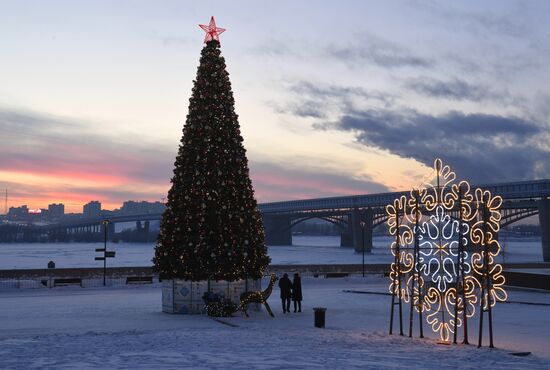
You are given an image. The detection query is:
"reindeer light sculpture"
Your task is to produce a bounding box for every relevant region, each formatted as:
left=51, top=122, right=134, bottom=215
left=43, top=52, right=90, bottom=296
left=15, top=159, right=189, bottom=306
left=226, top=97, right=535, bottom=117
left=238, top=273, right=278, bottom=317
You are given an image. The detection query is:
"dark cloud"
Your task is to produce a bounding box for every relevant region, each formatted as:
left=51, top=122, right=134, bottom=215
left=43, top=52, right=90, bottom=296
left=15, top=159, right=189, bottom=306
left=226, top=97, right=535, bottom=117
left=403, top=77, right=525, bottom=106
left=276, top=80, right=549, bottom=183
left=326, top=33, right=434, bottom=69
left=316, top=108, right=549, bottom=183
left=272, top=81, right=395, bottom=119
left=404, top=77, right=489, bottom=101
left=280, top=103, right=328, bottom=119
left=251, top=34, right=433, bottom=70
left=288, top=81, right=394, bottom=103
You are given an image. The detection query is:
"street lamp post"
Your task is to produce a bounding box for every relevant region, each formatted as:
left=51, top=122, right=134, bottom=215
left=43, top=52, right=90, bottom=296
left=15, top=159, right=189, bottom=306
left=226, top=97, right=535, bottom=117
left=95, top=220, right=115, bottom=286
left=102, top=220, right=108, bottom=286
left=361, top=220, right=365, bottom=277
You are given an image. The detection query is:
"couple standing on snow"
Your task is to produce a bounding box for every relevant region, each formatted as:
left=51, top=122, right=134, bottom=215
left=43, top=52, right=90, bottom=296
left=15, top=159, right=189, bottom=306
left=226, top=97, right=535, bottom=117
left=278, top=273, right=302, bottom=314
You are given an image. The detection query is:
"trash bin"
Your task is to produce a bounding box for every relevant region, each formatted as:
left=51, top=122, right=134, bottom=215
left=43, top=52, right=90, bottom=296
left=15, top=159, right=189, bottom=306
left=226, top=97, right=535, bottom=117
left=313, top=307, right=326, bottom=328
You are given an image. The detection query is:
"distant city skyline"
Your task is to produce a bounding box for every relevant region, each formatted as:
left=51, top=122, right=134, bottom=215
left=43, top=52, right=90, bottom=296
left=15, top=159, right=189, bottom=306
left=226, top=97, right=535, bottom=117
left=5, top=199, right=166, bottom=215
left=1, top=1, right=549, bottom=213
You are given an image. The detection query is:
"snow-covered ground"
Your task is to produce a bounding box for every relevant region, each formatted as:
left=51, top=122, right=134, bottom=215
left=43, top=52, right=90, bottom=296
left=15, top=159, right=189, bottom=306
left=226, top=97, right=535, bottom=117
left=0, top=277, right=548, bottom=369
left=0, top=236, right=545, bottom=270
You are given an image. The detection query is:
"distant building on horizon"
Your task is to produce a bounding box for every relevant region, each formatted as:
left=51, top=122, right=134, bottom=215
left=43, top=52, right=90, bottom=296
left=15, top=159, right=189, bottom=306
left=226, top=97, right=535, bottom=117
left=120, top=200, right=165, bottom=216
left=7, top=205, right=29, bottom=221
left=48, top=203, right=65, bottom=221
left=83, top=201, right=101, bottom=219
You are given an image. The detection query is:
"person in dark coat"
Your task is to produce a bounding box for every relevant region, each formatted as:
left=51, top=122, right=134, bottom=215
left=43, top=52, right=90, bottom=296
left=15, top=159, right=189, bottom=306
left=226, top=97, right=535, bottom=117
left=278, top=273, right=292, bottom=313
left=292, top=273, right=302, bottom=312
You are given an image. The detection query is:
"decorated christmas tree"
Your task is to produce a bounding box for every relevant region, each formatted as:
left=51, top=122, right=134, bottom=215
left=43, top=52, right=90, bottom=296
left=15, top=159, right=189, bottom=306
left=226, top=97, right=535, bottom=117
left=153, top=17, right=270, bottom=282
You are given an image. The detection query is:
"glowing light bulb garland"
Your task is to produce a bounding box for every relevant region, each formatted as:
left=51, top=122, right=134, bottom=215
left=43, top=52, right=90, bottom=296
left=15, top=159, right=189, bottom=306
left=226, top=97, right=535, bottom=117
left=386, top=159, right=507, bottom=346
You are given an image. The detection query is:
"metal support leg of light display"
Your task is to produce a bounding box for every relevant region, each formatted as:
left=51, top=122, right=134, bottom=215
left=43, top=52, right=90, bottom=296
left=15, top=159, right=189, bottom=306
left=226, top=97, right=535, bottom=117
left=478, top=204, right=495, bottom=348
left=389, top=210, right=397, bottom=334
left=453, top=188, right=468, bottom=345
left=408, top=194, right=416, bottom=337
left=417, top=194, right=424, bottom=339
left=397, top=212, right=404, bottom=336
left=361, top=220, right=365, bottom=278
left=408, top=243, right=415, bottom=338
left=411, top=191, right=423, bottom=338
left=389, top=209, right=404, bottom=336
left=435, top=167, right=447, bottom=344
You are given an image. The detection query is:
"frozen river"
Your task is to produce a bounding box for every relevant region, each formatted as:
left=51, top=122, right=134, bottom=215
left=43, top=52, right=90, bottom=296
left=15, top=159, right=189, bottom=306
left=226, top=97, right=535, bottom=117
left=0, top=235, right=545, bottom=270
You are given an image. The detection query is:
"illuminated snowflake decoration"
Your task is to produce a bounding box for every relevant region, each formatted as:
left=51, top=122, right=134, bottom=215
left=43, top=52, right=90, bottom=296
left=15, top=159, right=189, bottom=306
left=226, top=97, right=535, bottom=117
left=386, top=159, right=507, bottom=342
left=417, top=206, right=471, bottom=293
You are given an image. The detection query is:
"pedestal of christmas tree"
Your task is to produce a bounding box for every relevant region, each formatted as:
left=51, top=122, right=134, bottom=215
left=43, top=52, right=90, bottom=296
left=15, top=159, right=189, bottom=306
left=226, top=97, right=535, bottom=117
left=154, top=17, right=270, bottom=315
left=161, top=279, right=261, bottom=314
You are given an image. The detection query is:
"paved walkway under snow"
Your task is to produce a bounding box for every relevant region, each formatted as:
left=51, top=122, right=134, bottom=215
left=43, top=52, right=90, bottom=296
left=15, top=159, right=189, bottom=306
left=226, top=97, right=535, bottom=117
left=0, top=277, right=549, bottom=369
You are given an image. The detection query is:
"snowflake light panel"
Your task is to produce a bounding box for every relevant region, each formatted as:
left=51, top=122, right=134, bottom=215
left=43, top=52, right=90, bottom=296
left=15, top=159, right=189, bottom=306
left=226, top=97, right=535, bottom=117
left=386, top=159, right=507, bottom=344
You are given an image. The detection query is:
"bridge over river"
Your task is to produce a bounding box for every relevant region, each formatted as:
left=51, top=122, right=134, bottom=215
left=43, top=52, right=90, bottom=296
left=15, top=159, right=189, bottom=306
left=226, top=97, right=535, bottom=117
left=43, top=179, right=550, bottom=261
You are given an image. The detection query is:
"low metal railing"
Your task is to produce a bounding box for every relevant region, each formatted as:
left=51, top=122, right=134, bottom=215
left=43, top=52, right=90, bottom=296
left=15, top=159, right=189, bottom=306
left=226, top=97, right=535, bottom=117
left=0, top=262, right=548, bottom=290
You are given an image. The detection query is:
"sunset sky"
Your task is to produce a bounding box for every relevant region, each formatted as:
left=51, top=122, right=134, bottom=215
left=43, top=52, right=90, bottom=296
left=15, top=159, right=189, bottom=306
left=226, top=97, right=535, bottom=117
left=1, top=0, right=549, bottom=213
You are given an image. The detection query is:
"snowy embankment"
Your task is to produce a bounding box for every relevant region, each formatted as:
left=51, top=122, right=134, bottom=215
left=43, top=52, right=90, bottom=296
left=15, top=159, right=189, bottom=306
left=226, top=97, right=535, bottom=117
left=0, top=236, right=544, bottom=270
left=0, top=277, right=548, bottom=369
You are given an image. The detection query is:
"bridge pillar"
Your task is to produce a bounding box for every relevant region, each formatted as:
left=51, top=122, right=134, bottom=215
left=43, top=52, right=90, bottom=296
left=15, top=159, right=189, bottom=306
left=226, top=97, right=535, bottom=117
left=340, top=212, right=355, bottom=247
left=342, top=209, right=366, bottom=250
left=539, top=198, right=550, bottom=262
left=355, top=208, right=373, bottom=253
left=144, top=221, right=150, bottom=242
left=263, top=215, right=292, bottom=246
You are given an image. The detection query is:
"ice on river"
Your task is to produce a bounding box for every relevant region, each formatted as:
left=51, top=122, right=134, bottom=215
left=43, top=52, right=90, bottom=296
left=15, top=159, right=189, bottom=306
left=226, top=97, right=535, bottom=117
left=0, top=236, right=544, bottom=270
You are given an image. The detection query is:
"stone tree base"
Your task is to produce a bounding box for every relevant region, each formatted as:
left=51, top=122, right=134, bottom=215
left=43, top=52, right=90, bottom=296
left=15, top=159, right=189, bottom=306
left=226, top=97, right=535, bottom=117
left=162, top=278, right=261, bottom=314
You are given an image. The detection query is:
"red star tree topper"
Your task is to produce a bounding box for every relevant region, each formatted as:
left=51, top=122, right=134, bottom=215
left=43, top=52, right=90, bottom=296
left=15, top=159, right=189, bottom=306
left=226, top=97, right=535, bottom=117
left=199, top=16, right=226, bottom=43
